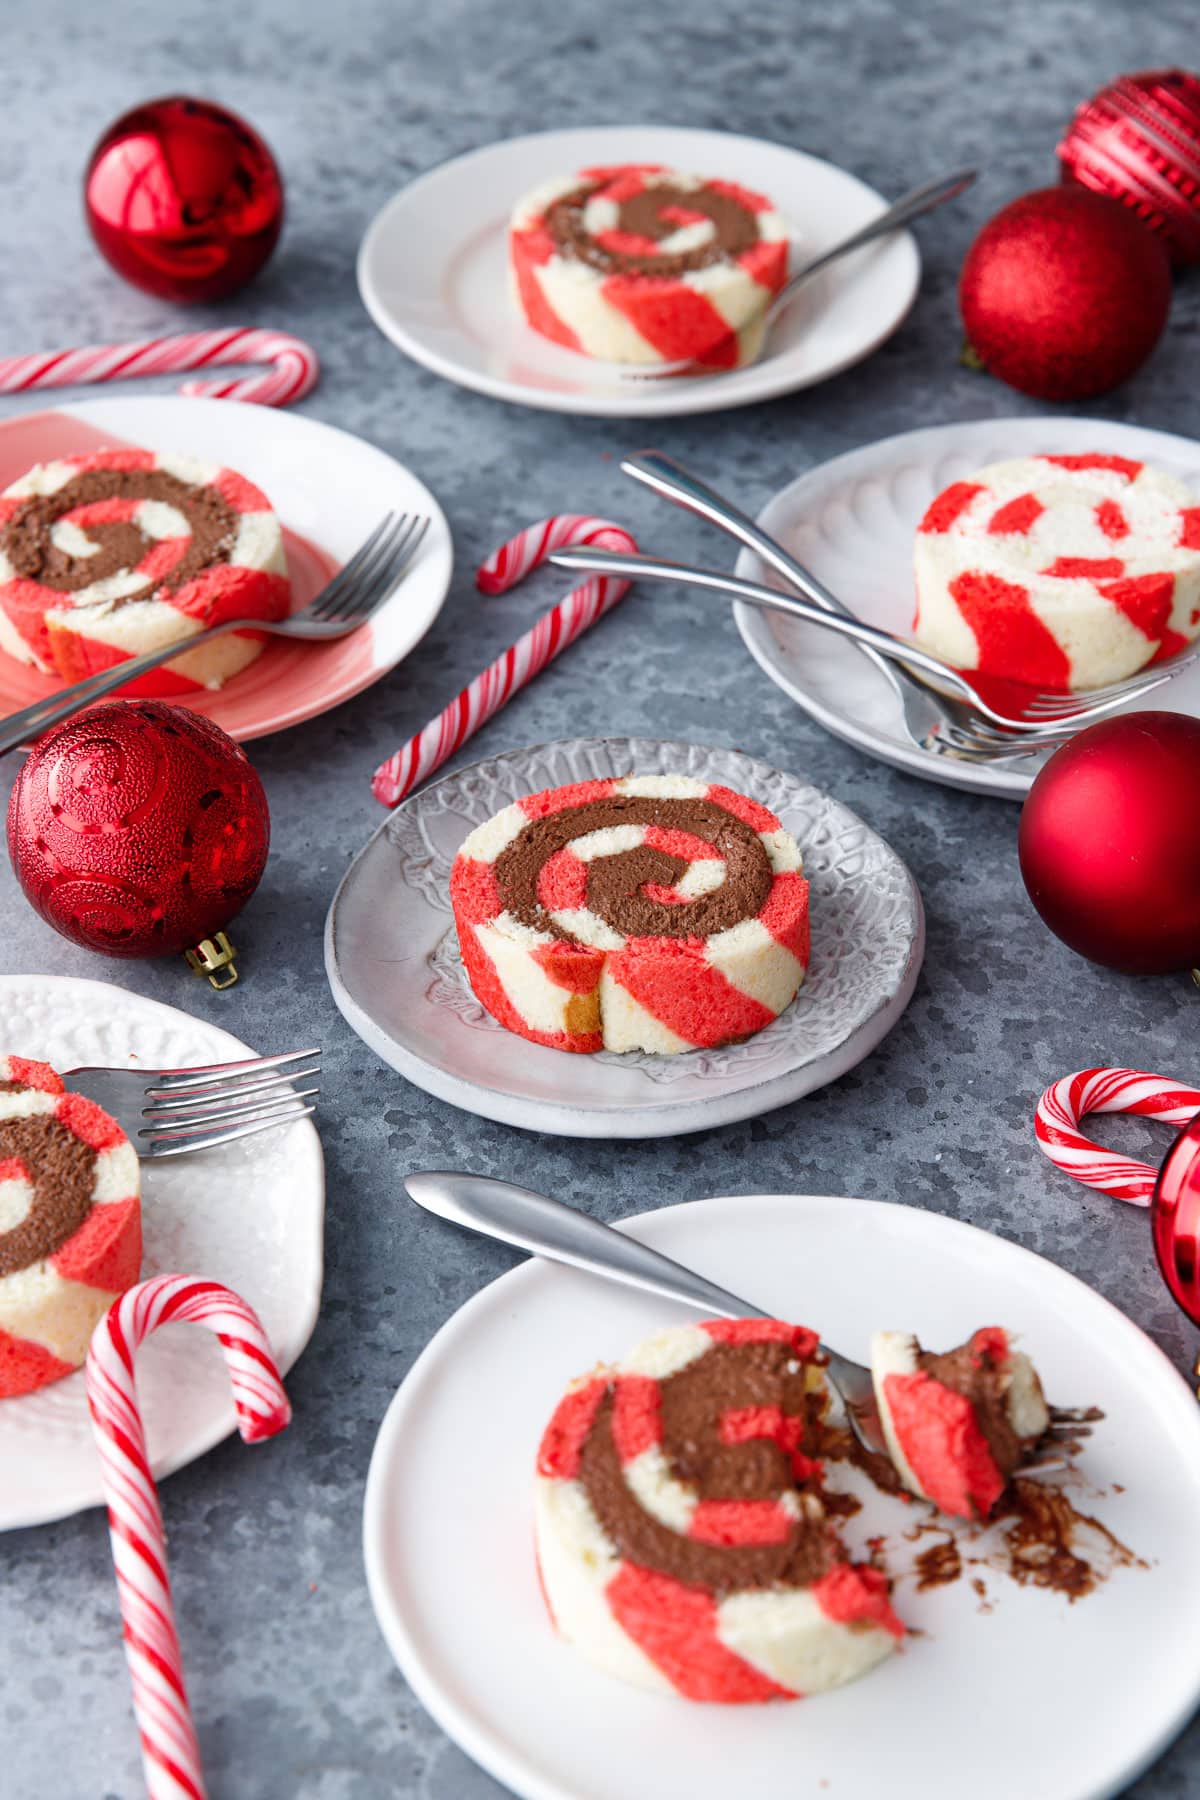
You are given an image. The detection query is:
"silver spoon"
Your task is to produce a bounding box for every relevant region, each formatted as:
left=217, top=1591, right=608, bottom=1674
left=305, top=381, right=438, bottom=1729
left=624, top=168, right=977, bottom=380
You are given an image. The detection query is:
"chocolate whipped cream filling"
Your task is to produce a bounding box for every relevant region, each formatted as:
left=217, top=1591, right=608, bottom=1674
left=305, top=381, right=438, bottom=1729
left=494, top=795, right=772, bottom=941
left=1, top=469, right=237, bottom=608
left=0, top=1114, right=96, bottom=1277
left=578, top=1340, right=835, bottom=1594
left=546, top=178, right=761, bottom=277
left=918, top=1343, right=1027, bottom=1476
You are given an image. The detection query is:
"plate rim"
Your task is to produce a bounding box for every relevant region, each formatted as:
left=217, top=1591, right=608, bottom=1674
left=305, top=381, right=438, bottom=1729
left=324, top=735, right=926, bottom=1138
left=362, top=1189, right=1200, bottom=1800
left=733, top=412, right=1200, bottom=800
left=356, top=123, right=920, bottom=419
left=0, top=396, right=455, bottom=743
left=0, top=971, right=325, bottom=1529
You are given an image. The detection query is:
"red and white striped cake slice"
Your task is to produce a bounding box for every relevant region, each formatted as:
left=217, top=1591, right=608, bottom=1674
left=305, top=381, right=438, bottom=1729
left=913, top=454, right=1200, bottom=691
left=0, top=1056, right=141, bottom=1397
left=871, top=1328, right=1049, bottom=1520
left=510, top=166, right=789, bottom=368
left=449, top=775, right=810, bottom=1055
left=0, top=448, right=290, bottom=692
left=534, top=1319, right=904, bottom=1701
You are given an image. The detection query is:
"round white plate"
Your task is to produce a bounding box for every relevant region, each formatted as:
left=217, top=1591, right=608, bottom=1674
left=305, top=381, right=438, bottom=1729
left=735, top=415, right=1200, bottom=799
left=324, top=738, right=923, bottom=1138
left=357, top=126, right=919, bottom=418
left=0, top=975, right=324, bottom=1530
left=0, top=396, right=453, bottom=741
left=364, top=1192, right=1200, bottom=1800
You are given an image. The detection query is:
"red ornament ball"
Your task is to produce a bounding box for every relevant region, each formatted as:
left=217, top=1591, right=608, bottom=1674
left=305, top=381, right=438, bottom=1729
left=7, top=701, right=270, bottom=960
left=1018, top=711, right=1200, bottom=974
left=959, top=185, right=1171, bottom=401
left=85, top=95, right=284, bottom=303
left=1059, top=69, right=1200, bottom=267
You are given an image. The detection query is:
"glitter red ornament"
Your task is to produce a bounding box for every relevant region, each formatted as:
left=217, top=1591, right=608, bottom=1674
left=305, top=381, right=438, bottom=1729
left=1018, top=712, right=1200, bottom=976
left=85, top=96, right=284, bottom=304
left=958, top=185, right=1171, bottom=401
left=1059, top=69, right=1200, bottom=267
left=7, top=701, right=270, bottom=978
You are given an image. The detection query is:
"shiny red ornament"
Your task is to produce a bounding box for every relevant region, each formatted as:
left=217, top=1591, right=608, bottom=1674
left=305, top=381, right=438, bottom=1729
left=7, top=701, right=269, bottom=960
left=85, top=96, right=284, bottom=304
left=1059, top=69, right=1200, bottom=267
left=958, top=185, right=1171, bottom=401
left=1018, top=711, right=1200, bottom=975
left=1153, top=1110, right=1200, bottom=1328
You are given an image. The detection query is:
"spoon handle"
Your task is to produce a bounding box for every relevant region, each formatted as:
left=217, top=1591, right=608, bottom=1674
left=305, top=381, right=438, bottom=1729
left=783, top=167, right=977, bottom=293
left=404, top=1171, right=767, bottom=1320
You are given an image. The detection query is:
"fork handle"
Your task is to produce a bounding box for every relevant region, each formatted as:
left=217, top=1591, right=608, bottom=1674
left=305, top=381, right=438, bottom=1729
left=404, top=1171, right=767, bottom=1320
left=549, top=546, right=976, bottom=696
left=784, top=168, right=977, bottom=291
left=0, top=619, right=251, bottom=755
left=621, top=450, right=856, bottom=620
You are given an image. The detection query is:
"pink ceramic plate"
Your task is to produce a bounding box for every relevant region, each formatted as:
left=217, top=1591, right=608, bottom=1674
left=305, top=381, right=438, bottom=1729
left=0, top=397, right=453, bottom=741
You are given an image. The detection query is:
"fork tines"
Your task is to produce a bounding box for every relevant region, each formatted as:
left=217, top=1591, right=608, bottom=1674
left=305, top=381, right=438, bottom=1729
left=309, top=512, right=430, bottom=628
left=139, top=1047, right=321, bottom=1158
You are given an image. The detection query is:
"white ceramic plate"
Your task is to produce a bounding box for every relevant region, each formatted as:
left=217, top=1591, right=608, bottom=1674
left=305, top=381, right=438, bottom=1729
left=364, top=1192, right=1200, bottom=1800
left=0, top=397, right=453, bottom=741
left=734, top=415, right=1200, bottom=799
left=324, top=738, right=923, bottom=1138
left=0, top=975, right=324, bottom=1530
left=357, top=126, right=919, bottom=418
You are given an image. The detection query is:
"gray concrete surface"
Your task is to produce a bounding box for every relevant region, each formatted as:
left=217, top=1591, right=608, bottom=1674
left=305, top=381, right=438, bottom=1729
left=2, top=1, right=1198, bottom=1793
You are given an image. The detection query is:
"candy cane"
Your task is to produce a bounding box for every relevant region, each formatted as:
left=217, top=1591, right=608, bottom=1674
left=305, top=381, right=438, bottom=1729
left=1034, top=1067, right=1200, bottom=1206
left=371, top=514, right=638, bottom=808
left=86, top=1275, right=292, bottom=1800
left=0, top=327, right=318, bottom=408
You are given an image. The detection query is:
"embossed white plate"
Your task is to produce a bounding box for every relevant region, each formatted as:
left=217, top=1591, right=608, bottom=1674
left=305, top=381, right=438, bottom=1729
left=0, top=975, right=324, bottom=1530
left=364, top=1193, right=1200, bottom=1800
left=325, top=739, right=923, bottom=1137
left=357, top=126, right=919, bottom=418
left=735, top=416, right=1200, bottom=798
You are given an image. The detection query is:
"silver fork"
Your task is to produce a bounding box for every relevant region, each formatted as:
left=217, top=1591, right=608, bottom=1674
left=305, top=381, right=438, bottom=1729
left=620, top=449, right=1027, bottom=763
left=0, top=511, right=430, bottom=756
left=403, top=1172, right=1085, bottom=1477
left=552, top=545, right=1185, bottom=734
left=63, top=1047, right=320, bottom=1158
left=623, top=169, right=977, bottom=382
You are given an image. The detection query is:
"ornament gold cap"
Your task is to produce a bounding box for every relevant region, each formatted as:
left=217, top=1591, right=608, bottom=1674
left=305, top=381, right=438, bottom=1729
left=185, top=931, right=240, bottom=989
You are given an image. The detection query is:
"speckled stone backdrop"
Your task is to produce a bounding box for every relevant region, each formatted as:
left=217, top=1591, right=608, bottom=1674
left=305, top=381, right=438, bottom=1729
left=2, top=2, right=1198, bottom=1795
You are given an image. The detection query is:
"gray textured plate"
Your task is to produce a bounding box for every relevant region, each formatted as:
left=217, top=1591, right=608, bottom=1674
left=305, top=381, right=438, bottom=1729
left=325, top=739, right=924, bottom=1137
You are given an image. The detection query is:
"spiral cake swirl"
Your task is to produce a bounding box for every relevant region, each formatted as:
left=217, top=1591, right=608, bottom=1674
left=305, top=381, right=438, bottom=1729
left=535, top=1318, right=904, bottom=1701
left=0, top=1057, right=141, bottom=1398
left=510, top=164, right=788, bottom=367
left=450, top=775, right=810, bottom=1054
left=0, top=448, right=291, bottom=692
left=913, top=453, right=1200, bottom=691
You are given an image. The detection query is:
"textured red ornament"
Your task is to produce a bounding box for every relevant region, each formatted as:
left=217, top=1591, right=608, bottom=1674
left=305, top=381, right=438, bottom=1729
left=85, top=96, right=284, bottom=304
left=958, top=185, right=1171, bottom=401
left=1017, top=712, right=1200, bottom=974
left=6, top=701, right=269, bottom=959
left=1059, top=69, right=1200, bottom=267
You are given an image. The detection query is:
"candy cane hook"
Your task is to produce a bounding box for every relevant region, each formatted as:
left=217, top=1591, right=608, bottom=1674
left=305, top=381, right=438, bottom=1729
left=0, top=328, right=319, bottom=409
left=1035, top=1067, right=1200, bottom=1206
left=86, top=1275, right=291, bottom=1800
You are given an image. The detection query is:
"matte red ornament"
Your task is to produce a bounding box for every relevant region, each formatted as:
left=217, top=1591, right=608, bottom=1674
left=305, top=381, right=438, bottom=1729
left=1017, top=711, right=1200, bottom=975
left=85, top=96, right=284, bottom=304
left=1059, top=69, right=1200, bottom=267
left=958, top=185, right=1171, bottom=401
left=6, top=701, right=269, bottom=963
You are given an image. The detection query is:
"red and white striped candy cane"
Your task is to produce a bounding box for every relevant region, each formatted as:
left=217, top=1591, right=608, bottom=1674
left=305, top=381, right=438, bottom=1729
left=371, top=514, right=638, bottom=808
left=1035, top=1067, right=1200, bottom=1206
left=0, top=327, right=318, bottom=409
left=86, top=1275, right=292, bottom=1800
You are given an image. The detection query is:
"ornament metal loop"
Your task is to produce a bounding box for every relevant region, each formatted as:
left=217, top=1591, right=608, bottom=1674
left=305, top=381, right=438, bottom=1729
left=185, top=931, right=240, bottom=990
